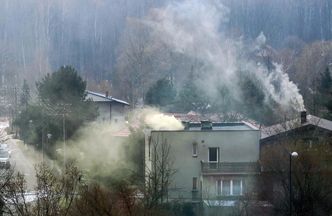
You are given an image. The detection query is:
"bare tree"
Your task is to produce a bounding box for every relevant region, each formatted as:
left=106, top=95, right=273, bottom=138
left=1, top=161, right=82, bottom=216
left=144, top=134, right=176, bottom=210
left=261, top=133, right=332, bottom=215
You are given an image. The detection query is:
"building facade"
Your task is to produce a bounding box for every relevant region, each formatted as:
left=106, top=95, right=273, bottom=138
left=145, top=121, right=261, bottom=207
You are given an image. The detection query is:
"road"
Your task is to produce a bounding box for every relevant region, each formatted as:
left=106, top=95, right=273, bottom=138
left=8, top=139, right=37, bottom=190
left=0, top=120, right=38, bottom=190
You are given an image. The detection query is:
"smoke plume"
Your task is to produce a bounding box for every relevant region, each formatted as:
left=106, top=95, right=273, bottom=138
left=144, top=0, right=304, bottom=112
left=57, top=108, right=183, bottom=184
left=138, top=107, right=184, bottom=130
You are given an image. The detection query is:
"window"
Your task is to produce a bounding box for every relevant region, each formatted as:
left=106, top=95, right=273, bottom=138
left=222, top=180, right=231, bottom=196
left=193, top=177, right=197, bottom=190
left=233, top=180, right=242, bottom=195
left=217, top=179, right=243, bottom=196
left=209, top=148, right=219, bottom=162
left=209, top=148, right=219, bottom=169
left=192, top=142, right=198, bottom=157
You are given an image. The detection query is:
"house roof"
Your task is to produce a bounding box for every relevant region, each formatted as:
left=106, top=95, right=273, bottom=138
left=86, top=90, right=129, bottom=106
left=112, top=126, right=131, bottom=137
left=261, top=114, right=332, bottom=140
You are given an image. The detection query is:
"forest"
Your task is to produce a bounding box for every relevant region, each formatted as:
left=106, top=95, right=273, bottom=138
left=1, top=0, right=332, bottom=124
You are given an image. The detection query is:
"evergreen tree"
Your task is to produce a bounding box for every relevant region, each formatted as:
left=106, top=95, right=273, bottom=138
left=238, top=72, right=277, bottom=125
left=19, top=79, right=30, bottom=110
left=320, top=67, right=332, bottom=91
left=14, top=66, right=98, bottom=155
left=176, top=71, right=210, bottom=113
left=145, top=78, right=176, bottom=108
left=320, top=67, right=332, bottom=120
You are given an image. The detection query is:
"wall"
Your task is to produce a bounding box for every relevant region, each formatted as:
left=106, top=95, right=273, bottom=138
left=147, top=129, right=260, bottom=201
left=95, top=102, right=128, bottom=123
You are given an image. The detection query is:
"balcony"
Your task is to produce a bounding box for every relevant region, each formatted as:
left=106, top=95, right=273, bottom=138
left=201, top=161, right=260, bottom=175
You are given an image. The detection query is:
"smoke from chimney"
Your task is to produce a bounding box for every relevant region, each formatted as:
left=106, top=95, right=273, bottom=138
left=144, top=0, right=305, bottom=113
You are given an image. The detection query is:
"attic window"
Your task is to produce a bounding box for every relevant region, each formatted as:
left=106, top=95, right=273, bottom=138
left=192, top=142, right=198, bottom=157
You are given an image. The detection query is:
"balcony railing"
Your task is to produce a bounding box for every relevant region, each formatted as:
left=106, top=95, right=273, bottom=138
left=201, top=161, right=260, bottom=174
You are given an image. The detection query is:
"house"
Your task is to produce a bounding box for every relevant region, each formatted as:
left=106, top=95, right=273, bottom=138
left=260, top=111, right=332, bottom=159
left=260, top=111, right=332, bottom=209
left=86, top=90, right=129, bottom=123
left=145, top=121, right=262, bottom=214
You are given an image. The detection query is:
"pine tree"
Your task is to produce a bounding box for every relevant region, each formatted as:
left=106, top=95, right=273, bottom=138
left=145, top=78, right=176, bottom=108
left=319, top=67, right=332, bottom=119
left=20, top=79, right=30, bottom=110
left=176, top=69, right=210, bottom=113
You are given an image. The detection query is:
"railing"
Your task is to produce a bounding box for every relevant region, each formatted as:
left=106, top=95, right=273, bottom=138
left=201, top=161, right=260, bottom=174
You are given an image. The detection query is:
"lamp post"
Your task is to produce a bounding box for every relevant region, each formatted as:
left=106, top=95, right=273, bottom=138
left=44, top=133, right=52, bottom=163
left=28, top=120, right=33, bottom=146
left=62, top=113, right=66, bottom=169
left=289, top=151, right=298, bottom=216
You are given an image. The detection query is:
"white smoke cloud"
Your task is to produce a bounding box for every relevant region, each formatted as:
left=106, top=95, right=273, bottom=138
left=144, top=0, right=304, bottom=112
left=132, top=107, right=184, bottom=130
left=144, top=111, right=184, bottom=130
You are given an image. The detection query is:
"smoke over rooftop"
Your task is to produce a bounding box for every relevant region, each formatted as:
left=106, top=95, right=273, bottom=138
left=143, top=0, right=304, bottom=113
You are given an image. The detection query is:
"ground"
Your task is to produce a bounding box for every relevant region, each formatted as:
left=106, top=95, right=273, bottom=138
left=0, top=120, right=40, bottom=190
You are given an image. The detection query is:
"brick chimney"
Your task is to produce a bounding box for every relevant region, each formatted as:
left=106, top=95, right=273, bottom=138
left=300, top=111, right=307, bottom=124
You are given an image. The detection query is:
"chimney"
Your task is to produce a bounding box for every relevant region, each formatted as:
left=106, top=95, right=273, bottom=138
left=300, top=111, right=307, bottom=124
left=182, top=121, right=189, bottom=130
left=105, top=91, right=109, bottom=98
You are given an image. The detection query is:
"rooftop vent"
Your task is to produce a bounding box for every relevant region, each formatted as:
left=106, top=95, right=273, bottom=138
left=182, top=121, right=190, bottom=130
left=300, top=111, right=307, bottom=124
left=201, top=121, right=212, bottom=130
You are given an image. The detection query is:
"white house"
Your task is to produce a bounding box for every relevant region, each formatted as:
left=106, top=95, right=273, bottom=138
left=145, top=121, right=261, bottom=214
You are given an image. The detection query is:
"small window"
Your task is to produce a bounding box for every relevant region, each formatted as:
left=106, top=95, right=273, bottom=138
left=192, top=142, right=198, bottom=157
left=192, top=177, right=197, bottom=190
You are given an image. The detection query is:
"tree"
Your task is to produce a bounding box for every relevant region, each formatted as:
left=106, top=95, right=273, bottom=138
left=238, top=71, right=278, bottom=125
left=318, top=67, right=332, bottom=120
left=319, top=67, right=332, bottom=92
left=36, top=66, right=87, bottom=105
left=144, top=134, right=176, bottom=210
left=19, top=79, right=30, bottom=111
left=14, top=66, right=98, bottom=154
left=0, top=162, right=82, bottom=216
left=176, top=69, right=210, bottom=114
left=145, top=78, right=176, bottom=108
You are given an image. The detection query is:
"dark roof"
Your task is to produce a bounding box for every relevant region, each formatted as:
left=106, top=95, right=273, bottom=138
left=261, top=115, right=332, bottom=140
left=86, top=90, right=129, bottom=105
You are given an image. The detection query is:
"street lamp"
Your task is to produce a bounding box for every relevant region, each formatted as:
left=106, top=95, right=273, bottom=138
left=42, top=133, right=52, bottom=163
left=289, top=151, right=298, bottom=216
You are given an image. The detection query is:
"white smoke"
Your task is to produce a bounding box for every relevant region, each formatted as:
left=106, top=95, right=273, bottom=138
left=144, top=0, right=305, bottom=111
left=256, top=32, right=267, bottom=47
left=144, top=112, right=184, bottom=130
left=132, top=107, right=184, bottom=130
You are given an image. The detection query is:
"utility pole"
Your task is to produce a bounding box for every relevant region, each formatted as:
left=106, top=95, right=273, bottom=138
left=63, top=112, right=66, bottom=168
left=41, top=102, right=70, bottom=170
